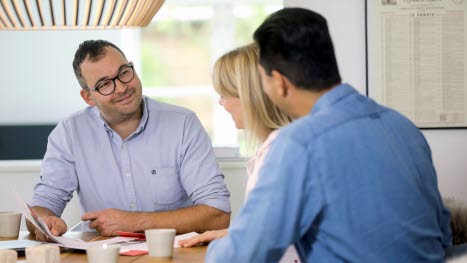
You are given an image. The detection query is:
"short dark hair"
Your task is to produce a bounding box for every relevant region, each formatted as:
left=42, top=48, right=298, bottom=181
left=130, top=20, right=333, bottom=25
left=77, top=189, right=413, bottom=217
left=253, top=8, right=341, bottom=91
left=72, top=40, right=126, bottom=89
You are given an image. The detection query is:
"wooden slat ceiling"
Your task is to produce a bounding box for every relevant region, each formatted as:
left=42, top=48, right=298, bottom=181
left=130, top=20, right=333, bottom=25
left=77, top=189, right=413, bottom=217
left=0, top=0, right=164, bottom=30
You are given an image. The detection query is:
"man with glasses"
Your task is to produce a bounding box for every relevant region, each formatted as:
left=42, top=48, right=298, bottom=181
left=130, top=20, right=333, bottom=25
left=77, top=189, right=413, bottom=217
left=27, top=40, right=231, bottom=241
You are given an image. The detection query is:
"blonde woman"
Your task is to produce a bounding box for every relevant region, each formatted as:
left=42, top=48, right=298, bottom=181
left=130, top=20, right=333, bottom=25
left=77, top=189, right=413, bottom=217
left=178, top=43, right=299, bottom=262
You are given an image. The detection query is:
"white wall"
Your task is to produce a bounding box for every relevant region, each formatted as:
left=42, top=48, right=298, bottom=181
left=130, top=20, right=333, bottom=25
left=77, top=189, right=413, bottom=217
left=285, top=0, right=467, bottom=202
left=0, top=29, right=139, bottom=125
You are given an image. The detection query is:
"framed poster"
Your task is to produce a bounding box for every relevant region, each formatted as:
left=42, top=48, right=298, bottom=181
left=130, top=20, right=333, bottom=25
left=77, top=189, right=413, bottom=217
left=366, top=0, right=467, bottom=128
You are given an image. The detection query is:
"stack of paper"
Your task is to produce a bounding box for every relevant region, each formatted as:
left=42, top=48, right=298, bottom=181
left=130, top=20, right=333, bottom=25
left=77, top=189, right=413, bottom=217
left=16, top=193, right=136, bottom=250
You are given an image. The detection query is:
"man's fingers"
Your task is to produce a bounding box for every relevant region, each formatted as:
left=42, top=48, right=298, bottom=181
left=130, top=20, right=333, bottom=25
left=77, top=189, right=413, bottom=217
left=95, top=226, right=109, bottom=237
left=34, top=217, right=52, bottom=241
left=31, top=216, right=67, bottom=242
left=88, top=220, right=99, bottom=230
left=40, top=217, right=53, bottom=228
left=54, top=219, right=67, bottom=235
left=34, top=229, right=48, bottom=242
left=89, top=220, right=111, bottom=236
left=81, top=211, right=99, bottom=221
left=50, top=228, right=60, bottom=236
left=45, top=217, right=67, bottom=236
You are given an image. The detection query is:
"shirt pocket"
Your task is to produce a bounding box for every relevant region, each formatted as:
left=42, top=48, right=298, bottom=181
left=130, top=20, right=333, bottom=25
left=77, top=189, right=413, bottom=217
left=149, top=167, right=186, bottom=206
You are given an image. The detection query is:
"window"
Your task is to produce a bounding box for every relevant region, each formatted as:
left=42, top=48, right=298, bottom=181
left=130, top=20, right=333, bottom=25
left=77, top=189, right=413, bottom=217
left=140, top=0, right=282, bottom=155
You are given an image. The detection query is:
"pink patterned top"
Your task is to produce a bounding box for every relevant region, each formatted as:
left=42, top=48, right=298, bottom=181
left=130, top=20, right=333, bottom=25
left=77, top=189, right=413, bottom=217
left=245, top=130, right=301, bottom=263
left=245, top=130, right=279, bottom=198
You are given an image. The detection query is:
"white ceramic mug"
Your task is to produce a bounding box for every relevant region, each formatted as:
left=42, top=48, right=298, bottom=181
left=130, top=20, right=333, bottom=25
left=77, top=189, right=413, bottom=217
left=0, top=211, right=22, bottom=238
left=145, top=228, right=176, bottom=258
left=86, top=244, right=120, bottom=263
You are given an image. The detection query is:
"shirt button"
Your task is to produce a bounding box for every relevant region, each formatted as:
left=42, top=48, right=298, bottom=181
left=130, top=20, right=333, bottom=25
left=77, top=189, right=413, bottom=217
left=125, top=172, right=131, bottom=177
left=130, top=203, right=135, bottom=209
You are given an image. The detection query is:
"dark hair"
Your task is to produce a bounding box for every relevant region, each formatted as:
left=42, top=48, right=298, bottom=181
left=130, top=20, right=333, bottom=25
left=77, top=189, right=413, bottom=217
left=253, top=8, right=341, bottom=91
left=72, top=40, right=126, bottom=89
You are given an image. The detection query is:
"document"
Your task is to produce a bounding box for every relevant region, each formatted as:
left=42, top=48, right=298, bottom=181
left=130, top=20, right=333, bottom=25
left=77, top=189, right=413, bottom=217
left=367, top=0, right=467, bottom=127
left=15, top=193, right=136, bottom=250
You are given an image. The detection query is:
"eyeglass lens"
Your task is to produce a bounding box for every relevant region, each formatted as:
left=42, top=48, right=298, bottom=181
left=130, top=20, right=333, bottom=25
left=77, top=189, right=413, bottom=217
left=96, top=65, right=134, bottom=95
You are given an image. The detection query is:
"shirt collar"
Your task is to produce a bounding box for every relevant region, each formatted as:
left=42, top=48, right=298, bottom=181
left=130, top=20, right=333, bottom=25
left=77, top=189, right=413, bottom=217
left=137, top=96, right=149, bottom=134
left=311, top=83, right=356, bottom=115
left=91, top=96, right=149, bottom=136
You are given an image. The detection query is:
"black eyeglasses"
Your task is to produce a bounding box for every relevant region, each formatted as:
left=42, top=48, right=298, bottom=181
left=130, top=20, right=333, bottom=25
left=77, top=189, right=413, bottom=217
left=88, top=62, right=135, bottom=96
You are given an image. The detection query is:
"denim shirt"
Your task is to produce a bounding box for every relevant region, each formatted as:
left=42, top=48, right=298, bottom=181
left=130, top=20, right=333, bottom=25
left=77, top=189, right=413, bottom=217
left=206, top=84, right=450, bottom=263
left=31, top=96, right=230, bottom=218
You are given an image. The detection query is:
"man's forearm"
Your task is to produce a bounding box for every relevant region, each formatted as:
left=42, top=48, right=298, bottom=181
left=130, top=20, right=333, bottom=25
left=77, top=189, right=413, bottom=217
left=25, top=206, right=56, bottom=234
left=134, top=205, right=230, bottom=234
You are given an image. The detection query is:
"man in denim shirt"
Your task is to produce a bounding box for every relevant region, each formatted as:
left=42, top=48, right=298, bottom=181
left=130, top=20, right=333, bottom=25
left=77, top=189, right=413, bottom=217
left=27, top=40, right=230, bottom=241
left=207, top=8, right=451, bottom=262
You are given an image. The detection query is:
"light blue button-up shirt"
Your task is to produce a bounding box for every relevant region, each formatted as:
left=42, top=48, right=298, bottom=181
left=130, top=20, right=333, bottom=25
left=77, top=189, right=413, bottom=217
left=206, top=84, right=451, bottom=262
left=31, top=97, right=230, bottom=219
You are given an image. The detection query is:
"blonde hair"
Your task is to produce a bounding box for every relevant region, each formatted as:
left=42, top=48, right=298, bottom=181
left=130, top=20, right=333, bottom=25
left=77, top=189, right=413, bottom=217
left=213, top=43, right=290, bottom=144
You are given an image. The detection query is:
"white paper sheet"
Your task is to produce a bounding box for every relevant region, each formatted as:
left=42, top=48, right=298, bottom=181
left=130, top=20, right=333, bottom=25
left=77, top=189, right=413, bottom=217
left=14, top=191, right=136, bottom=250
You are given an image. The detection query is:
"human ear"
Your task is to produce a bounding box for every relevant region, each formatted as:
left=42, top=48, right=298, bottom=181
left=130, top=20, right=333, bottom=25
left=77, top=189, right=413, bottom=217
left=80, top=89, right=96, bottom=107
left=270, top=70, right=289, bottom=98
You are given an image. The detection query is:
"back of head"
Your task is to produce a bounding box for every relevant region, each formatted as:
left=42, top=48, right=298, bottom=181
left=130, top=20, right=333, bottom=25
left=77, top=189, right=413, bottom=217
left=72, top=40, right=126, bottom=89
left=253, top=7, right=341, bottom=91
left=213, top=43, right=290, bottom=142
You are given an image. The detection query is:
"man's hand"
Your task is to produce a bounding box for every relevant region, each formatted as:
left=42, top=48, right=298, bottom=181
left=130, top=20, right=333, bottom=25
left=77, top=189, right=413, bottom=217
left=178, top=229, right=228, bottom=248
left=33, top=216, right=67, bottom=242
left=81, top=209, right=135, bottom=236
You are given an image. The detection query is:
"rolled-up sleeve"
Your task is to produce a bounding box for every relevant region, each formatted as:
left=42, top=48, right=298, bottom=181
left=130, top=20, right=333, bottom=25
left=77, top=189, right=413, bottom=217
left=29, top=120, right=78, bottom=217
left=179, top=113, right=231, bottom=213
